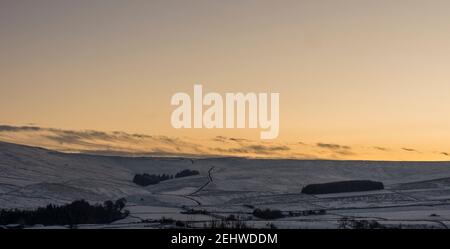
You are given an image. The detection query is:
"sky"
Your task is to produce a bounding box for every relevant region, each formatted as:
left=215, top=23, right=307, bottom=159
left=1, top=0, right=450, bottom=160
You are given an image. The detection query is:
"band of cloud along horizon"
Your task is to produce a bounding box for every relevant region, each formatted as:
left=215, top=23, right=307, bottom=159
left=171, top=84, right=280, bottom=139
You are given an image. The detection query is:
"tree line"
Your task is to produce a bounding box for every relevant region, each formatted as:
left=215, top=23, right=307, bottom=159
left=133, top=169, right=200, bottom=186
left=0, top=199, right=128, bottom=226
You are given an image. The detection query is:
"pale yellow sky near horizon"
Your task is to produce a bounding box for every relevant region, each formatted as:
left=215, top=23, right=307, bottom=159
left=1, top=0, right=450, bottom=160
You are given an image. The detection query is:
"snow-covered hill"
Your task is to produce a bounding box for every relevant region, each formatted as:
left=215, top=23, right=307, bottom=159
left=3, top=141, right=450, bottom=228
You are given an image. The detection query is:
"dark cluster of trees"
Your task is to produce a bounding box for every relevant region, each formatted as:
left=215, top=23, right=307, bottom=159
left=175, top=169, right=200, bottom=178
left=252, top=208, right=285, bottom=220
left=288, top=209, right=326, bottom=217
left=301, top=180, right=384, bottom=195
left=338, top=217, right=386, bottom=229
left=180, top=208, right=209, bottom=215
left=133, top=169, right=200, bottom=187
left=0, top=199, right=129, bottom=226
left=133, top=173, right=172, bottom=186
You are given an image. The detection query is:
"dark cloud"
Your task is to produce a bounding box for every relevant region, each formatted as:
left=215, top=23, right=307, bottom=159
left=45, top=134, right=101, bottom=147
left=0, top=124, right=151, bottom=143
left=316, top=143, right=351, bottom=150
left=47, top=130, right=113, bottom=144
left=212, top=136, right=251, bottom=143
left=77, top=149, right=215, bottom=158
left=441, top=152, right=449, bottom=156
left=4, top=124, right=438, bottom=160
left=373, top=146, right=389, bottom=151
left=402, top=148, right=419, bottom=153
left=0, top=125, right=42, bottom=132
left=157, top=136, right=195, bottom=147
left=0, top=124, right=208, bottom=156
left=212, top=144, right=290, bottom=155
left=334, top=150, right=356, bottom=156
left=314, top=142, right=355, bottom=158
left=111, top=131, right=152, bottom=139
left=212, top=136, right=228, bottom=143
left=229, top=137, right=250, bottom=142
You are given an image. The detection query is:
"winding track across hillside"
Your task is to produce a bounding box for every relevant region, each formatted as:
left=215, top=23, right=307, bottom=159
left=157, top=166, right=215, bottom=206
left=188, top=166, right=215, bottom=197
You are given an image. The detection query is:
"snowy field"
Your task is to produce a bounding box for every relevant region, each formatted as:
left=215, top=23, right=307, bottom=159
left=2, top=141, right=450, bottom=229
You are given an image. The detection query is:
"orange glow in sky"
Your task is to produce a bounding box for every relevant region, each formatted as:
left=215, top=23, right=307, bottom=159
left=1, top=1, right=450, bottom=160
